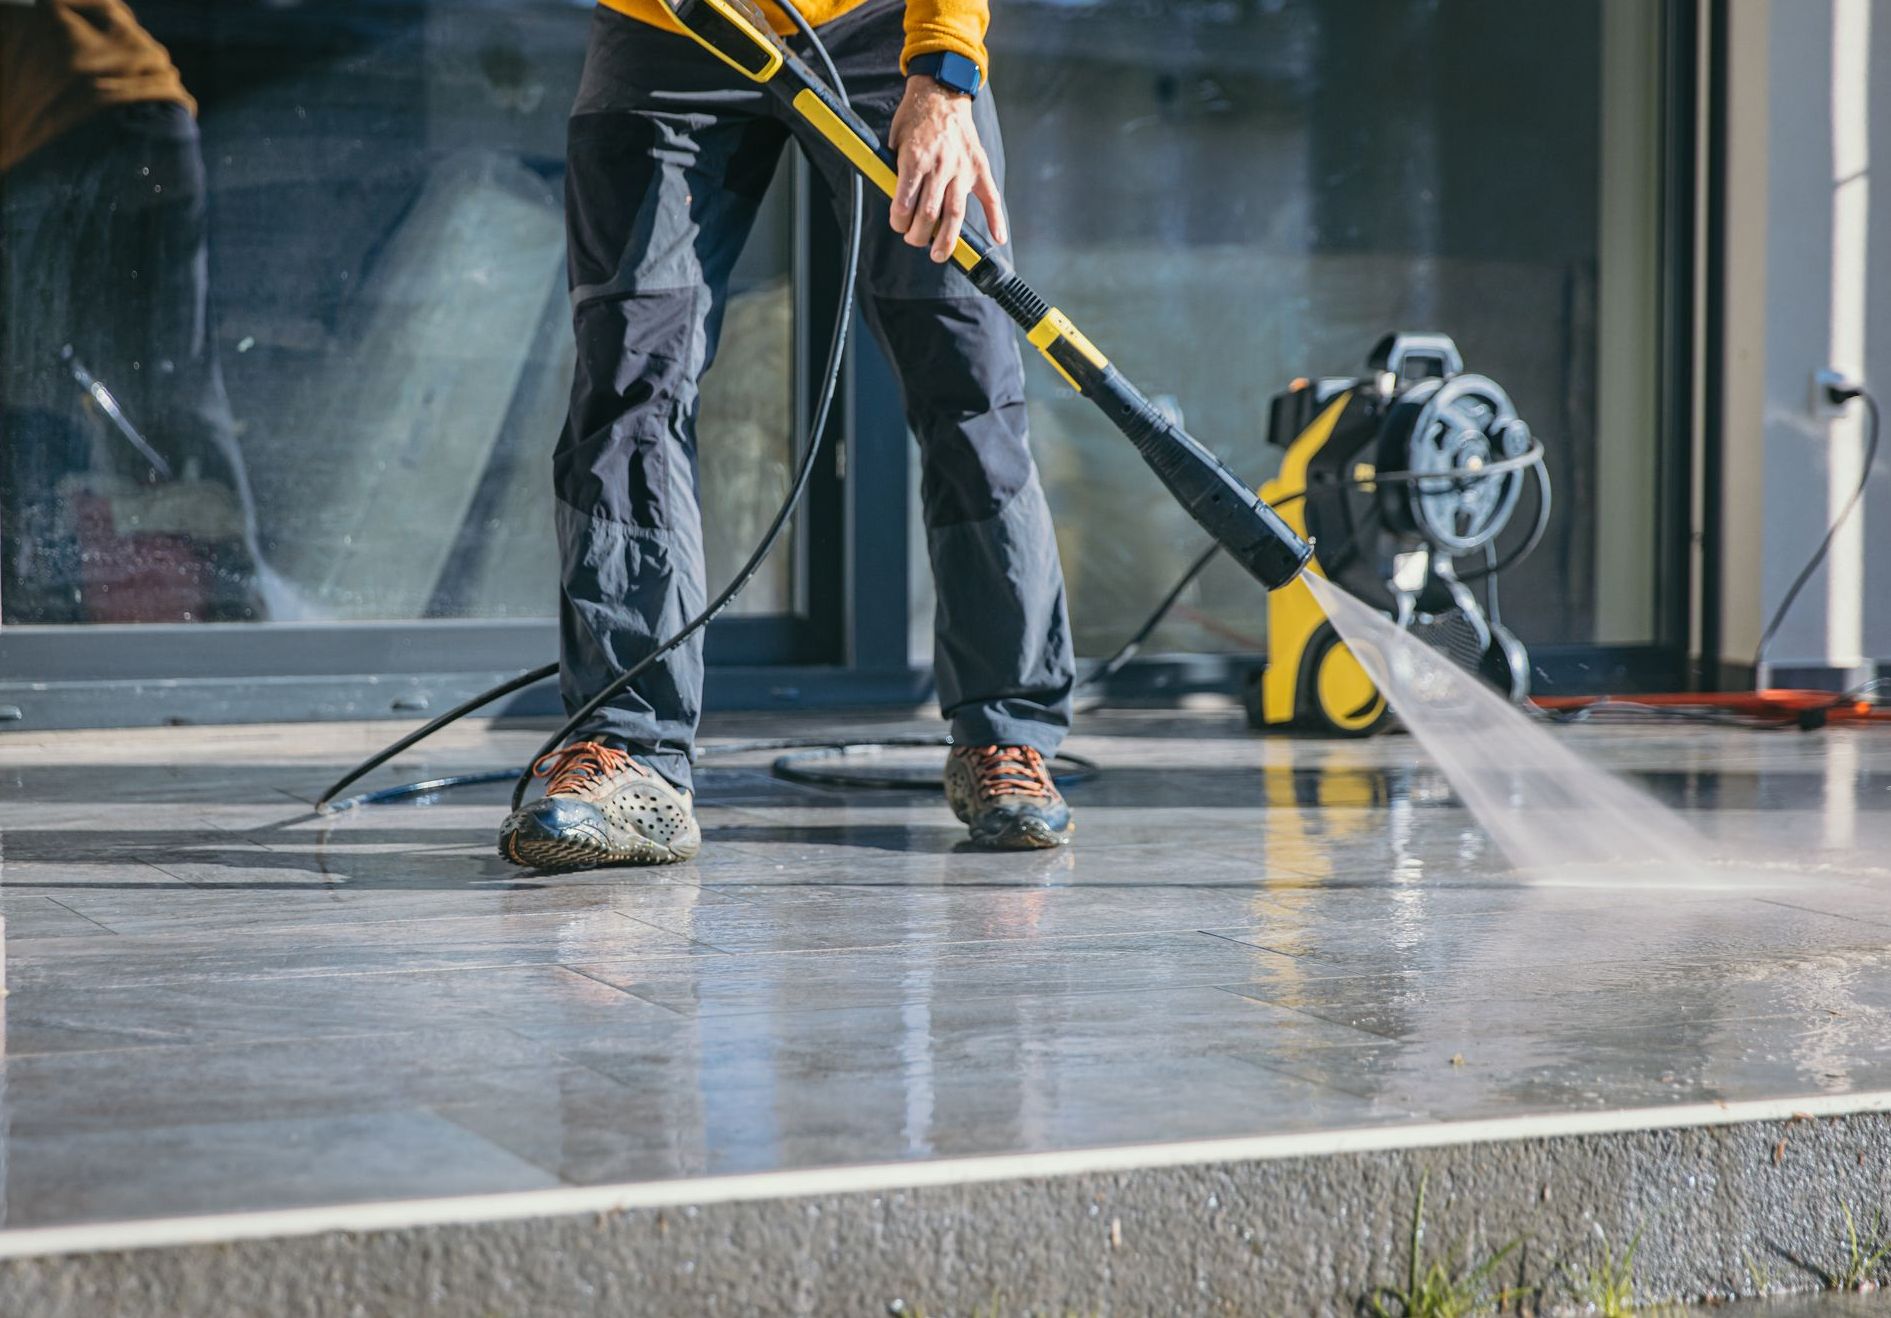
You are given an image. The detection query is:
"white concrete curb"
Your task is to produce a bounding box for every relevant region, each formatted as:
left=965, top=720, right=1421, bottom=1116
left=3, top=1088, right=1889, bottom=1261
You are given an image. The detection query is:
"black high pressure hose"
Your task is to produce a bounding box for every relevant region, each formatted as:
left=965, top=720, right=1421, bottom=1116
left=502, top=0, right=860, bottom=814
left=317, top=0, right=859, bottom=814
left=319, top=446, right=1544, bottom=809
left=317, top=1, right=1554, bottom=814
left=318, top=445, right=1542, bottom=810
left=318, top=0, right=1172, bottom=814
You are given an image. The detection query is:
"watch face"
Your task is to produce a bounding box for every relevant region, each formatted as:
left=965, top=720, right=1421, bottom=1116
left=916, top=51, right=980, bottom=95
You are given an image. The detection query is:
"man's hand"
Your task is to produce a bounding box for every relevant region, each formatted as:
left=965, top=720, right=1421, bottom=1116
left=888, top=74, right=1007, bottom=264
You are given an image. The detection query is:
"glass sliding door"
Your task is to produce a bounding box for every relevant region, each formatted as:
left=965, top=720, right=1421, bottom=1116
left=988, top=0, right=1689, bottom=678
left=2, top=0, right=849, bottom=726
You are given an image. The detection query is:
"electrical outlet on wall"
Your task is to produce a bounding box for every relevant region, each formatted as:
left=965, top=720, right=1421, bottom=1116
left=1812, top=367, right=1860, bottom=419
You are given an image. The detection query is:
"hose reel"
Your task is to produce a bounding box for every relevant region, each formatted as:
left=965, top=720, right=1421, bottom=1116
left=1386, top=372, right=1533, bottom=555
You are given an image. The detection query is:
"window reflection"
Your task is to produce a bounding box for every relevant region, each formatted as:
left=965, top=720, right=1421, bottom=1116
left=2, top=3, right=263, bottom=623
left=4, top=0, right=1661, bottom=651
left=1, top=1, right=792, bottom=626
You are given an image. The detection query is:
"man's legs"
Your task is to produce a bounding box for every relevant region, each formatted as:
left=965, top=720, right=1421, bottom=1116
left=553, top=9, right=788, bottom=795
left=789, top=0, right=1076, bottom=763
left=502, top=11, right=787, bottom=870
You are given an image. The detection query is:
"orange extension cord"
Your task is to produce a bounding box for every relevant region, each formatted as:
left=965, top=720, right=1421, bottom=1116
left=1533, top=690, right=1891, bottom=729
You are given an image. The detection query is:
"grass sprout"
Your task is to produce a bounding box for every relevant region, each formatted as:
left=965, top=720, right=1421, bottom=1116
left=1578, top=1229, right=1641, bottom=1316
left=1744, top=1253, right=1774, bottom=1294
left=1365, top=1173, right=1526, bottom=1318
left=1834, top=1200, right=1891, bottom=1291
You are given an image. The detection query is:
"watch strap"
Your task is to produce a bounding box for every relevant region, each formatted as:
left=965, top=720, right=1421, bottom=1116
left=907, top=50, right=983, bottom=98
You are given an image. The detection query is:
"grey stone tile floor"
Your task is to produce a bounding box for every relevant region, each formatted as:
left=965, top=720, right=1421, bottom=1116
left=1759, top=1296, right=1891, bottom=1314
left=1, top=706, right=1889, bottom=1229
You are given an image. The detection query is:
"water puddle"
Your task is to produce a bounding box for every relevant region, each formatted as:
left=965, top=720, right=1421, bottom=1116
left=1302, top=574, right=1790, bottom=889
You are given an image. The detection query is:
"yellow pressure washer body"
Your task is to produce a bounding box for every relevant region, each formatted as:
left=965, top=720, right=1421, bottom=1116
left=1253, top=407, right=1389, bottom=737
left=1247, top=333, right=1547, bottom=736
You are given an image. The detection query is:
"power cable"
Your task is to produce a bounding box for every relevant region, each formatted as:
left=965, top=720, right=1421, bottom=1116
left=1752, top=386, right=1881, bottom=682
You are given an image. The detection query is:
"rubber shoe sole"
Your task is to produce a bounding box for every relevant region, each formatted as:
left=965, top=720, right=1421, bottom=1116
left=498, top=819, right=694, bottom=871
left=497, top=795, right=701, bottom=873
left=968, top=813, right=1072, bottom=851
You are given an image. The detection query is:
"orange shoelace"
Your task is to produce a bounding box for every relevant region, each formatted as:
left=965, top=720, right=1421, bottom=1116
left=533, top=741, right=634, bottom=796
left=967, top=745, right=1053, bottom=801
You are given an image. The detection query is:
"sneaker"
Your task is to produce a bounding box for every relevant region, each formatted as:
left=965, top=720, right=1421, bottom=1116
left=498, top=741, right=701, bottom=871
left=944, top=744, right=1073, bottom=850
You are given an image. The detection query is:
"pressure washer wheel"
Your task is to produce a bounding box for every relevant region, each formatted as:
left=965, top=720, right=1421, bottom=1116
left=1296, top=622, right=1391, bottom=737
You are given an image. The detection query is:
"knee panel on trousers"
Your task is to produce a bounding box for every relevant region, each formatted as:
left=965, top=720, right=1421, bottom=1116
left=872, top=296, right=1035, bottom=529
left=555, top=288, right=702, bottom=530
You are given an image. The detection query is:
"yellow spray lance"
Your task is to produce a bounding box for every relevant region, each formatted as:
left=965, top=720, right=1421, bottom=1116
left=318, top=0, right=1312, bottom=813
left=661, top=0, right=1313, bottom=593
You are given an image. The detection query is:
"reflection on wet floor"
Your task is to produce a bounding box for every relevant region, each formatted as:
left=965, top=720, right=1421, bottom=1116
left=1, top=708, right=1889, bottom=1229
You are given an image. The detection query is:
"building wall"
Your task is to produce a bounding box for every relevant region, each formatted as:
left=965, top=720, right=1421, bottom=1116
left=1719, top=0, right=1891, bottom=684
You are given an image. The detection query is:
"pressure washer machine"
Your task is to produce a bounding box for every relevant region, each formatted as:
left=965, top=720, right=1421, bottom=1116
left=1248, top=332, right=1551, bottom=736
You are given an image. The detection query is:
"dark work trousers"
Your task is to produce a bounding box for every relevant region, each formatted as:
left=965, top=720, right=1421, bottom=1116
left=558, top=0, right=1074, bottom=791
left=0, top=101, right=263, bottom=623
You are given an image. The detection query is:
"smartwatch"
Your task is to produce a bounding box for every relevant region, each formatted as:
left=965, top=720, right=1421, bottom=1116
left=907, top=50, right=983, bottom=99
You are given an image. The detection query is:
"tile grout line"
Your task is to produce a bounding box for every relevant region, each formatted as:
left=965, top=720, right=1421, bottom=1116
left=1755, top=895, right=1891, bottom=931
left=0, top=952, right=724, bottom=998
left=0, top=902, right=733, bottom=950
left=554, top=963, right=695, bottom=1019
left=36, top=894, right=119, bottom=935
left=609, top=909, right=739, bottom=955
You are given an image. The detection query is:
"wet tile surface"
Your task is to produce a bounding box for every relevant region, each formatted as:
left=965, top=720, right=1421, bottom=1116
left=1752, top=1296, right=1891, bottom=1315
left=0, top=711, right=1888, bottom=1229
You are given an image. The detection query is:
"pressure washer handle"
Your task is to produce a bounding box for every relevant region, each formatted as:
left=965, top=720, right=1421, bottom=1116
left=661, top=0, right=1000, bottom=277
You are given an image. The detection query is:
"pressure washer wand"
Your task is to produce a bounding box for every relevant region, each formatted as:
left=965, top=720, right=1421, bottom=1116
left=662, top=0, right=1312, bottom=591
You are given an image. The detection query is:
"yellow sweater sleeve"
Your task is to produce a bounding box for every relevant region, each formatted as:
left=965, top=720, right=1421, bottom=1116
left=901, top=0, right=990, bottom=79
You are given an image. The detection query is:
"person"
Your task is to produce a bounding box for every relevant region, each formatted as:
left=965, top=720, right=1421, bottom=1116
left=498, top=0, right=1076, bottom=869
left=0, top=0, right=265, bottom=625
